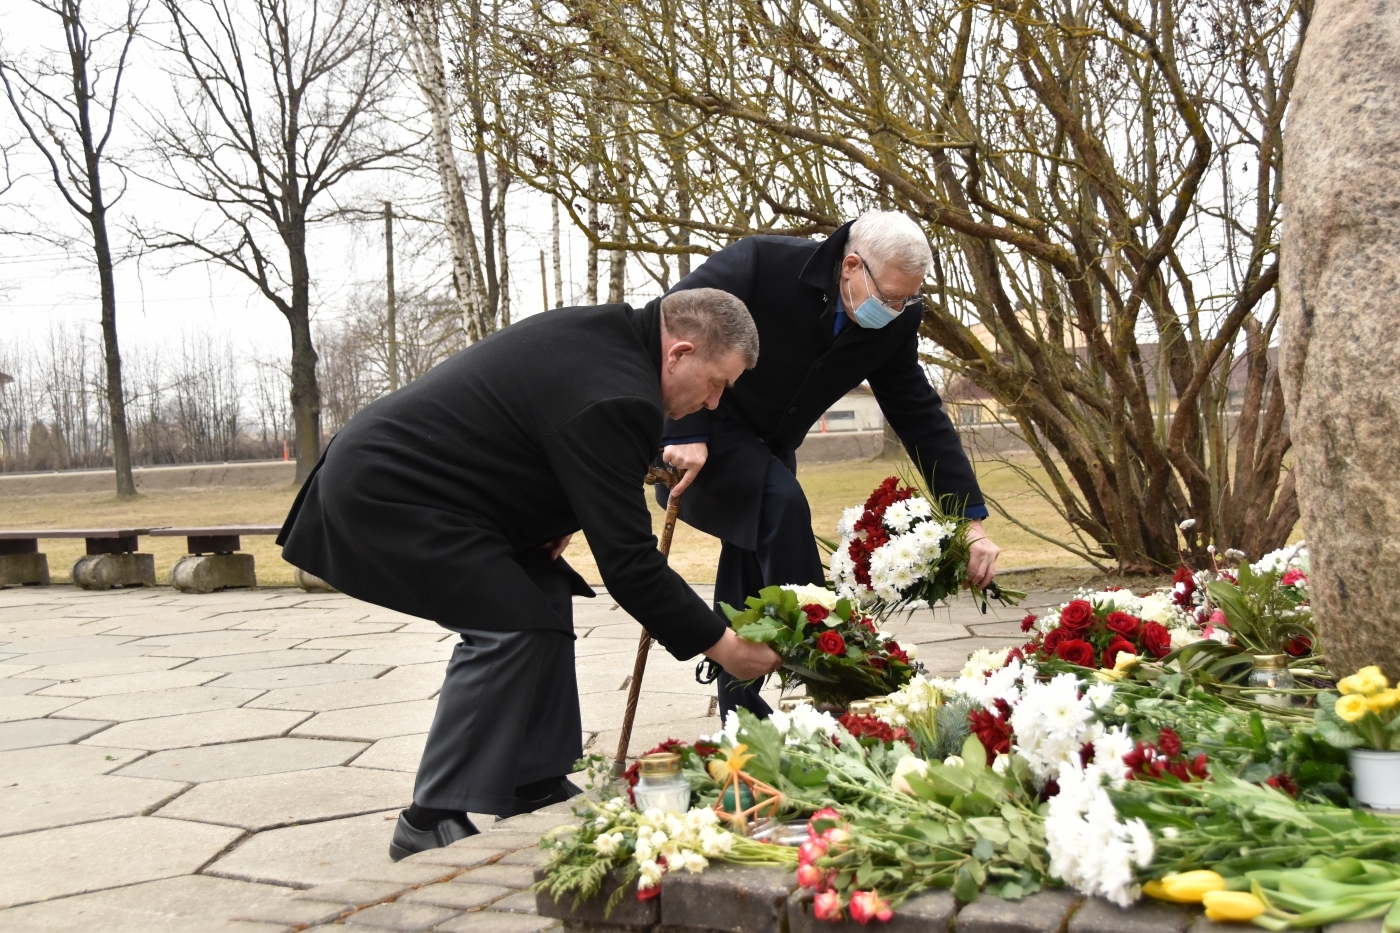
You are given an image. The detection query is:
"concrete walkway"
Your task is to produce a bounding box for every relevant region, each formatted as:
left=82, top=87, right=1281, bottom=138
left=0, top=585, right=1054, bottom=930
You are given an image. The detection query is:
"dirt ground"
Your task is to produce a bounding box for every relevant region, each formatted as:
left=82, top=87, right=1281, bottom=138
left=0, top=455, right=1099, bottom=588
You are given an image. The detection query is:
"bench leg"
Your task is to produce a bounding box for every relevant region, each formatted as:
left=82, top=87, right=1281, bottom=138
left=71, top=553, right=157, bottom=590
left=0, top=553, right=50, bottom=587
left=293, top=567, right=336, bottom=593
left=170, top=554, right=256, bottom=594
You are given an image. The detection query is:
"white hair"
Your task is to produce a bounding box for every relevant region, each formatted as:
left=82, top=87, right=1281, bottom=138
left=844, top=210, right=934, bottom=277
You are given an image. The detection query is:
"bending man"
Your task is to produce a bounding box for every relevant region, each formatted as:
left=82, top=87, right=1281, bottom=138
left=278, top=288, right=781, bottom=860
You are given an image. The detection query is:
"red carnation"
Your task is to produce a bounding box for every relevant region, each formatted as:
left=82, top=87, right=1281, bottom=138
left=1021, top=613, right=1039, bottom=633
left=816, top=631, right=846, bottom=655
left=1103, top=636, right=1137, bottom=669
left=1284, top=634, right=1313, bottom=657
left=803, top=604, right=830, bottom=624
left=1172, top=566, right=1195, bottom=607
left=968, top=700, right=1014, bottom=763
left=1281, top=569, right=1308, bottom=587
left=1266, top=774, right=1299, bottom=797
left=1141, top=621, right=1172, bottom=658
left=1189, top=754, right=1209, bottom=779
left=1055, top=638, right=1096, bottom=667
left=1158, top=727, right=1182, bottom=758
left=1104, top=611, right=1141, bottom=640
left=1059, top=600, right=1094, bottom=631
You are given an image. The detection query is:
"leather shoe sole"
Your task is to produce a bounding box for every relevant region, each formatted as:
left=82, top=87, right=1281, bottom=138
left=388, top=812, right=477, bottom=862
left=509, top=777, right=583, bottom=816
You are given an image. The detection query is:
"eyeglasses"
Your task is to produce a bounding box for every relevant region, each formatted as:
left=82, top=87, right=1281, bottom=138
left=857, top=253, right=923, bottom=312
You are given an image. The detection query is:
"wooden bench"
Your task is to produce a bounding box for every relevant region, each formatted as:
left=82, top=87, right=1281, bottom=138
left=0, top=529, right=155, bottom=589
left=147, top=525, right=334, bottom=593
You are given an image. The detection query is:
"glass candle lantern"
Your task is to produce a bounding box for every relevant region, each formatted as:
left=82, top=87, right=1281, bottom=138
left=1249, top=654, right=1296, bottom=707
left=633, top=752, right=690, bottom=814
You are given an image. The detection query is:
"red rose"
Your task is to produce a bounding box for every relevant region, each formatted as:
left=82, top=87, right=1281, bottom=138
left=1141, top=621, right=1172, bottom=658
left=1042, top=628, right=1068, bottom=654
left=1172, top=566, right=1195, bottom=607
left=802, top=604, right=830, bottom=624
left=1104, top=611, right=1141, bottom=640
left=885, top=642, right=910, bottom=665
left=1021, top=613, right=1039, bottom=633
left=1281, top=569, right=1308, bottom=587
left=816, top=631, right=846, bottom=655
left=1103, top=636, right=1138, bottom=669
left=1284, top=634, right=1313, bottom=657
left=1055, top=638, right=1095, bottom=667
left=1059, top=600, right=1094, bottom=631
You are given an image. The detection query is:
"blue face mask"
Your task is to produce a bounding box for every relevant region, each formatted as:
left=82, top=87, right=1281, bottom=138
left=844, top=273, right=902, bottom=329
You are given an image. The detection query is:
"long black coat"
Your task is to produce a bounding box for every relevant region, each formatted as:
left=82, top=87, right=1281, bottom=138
left=278, top=302, right=726, bottom=661
left=661, top=222, right=985, bottom=550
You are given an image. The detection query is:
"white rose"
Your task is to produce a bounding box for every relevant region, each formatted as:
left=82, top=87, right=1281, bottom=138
left=892, top=755, right=930, bottom=795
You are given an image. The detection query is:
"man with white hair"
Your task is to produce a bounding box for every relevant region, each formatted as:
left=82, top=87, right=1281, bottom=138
left=659, top=210, right=1001, bottom=718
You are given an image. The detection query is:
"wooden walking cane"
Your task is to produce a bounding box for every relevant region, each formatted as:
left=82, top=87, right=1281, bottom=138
left=612, top=463, right=684, bottom=777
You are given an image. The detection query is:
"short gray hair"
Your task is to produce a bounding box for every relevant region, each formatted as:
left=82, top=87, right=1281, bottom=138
left=661, top=288, right=759, bottom=368
left=845, top=210, right=934, bottom=277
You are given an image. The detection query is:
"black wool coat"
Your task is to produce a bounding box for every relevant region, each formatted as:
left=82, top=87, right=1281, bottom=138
left=278, top=302, right=726, bottom=661
left=661, top=221, right=984, bottom=550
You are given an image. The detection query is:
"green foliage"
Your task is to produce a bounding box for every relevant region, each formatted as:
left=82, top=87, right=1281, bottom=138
left=1205, top=561, right=1313, bottom=657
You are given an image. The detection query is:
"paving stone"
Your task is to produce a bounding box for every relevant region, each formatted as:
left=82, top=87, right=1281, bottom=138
left=955, top=890, right=1084, bottom=933
left=85, top=707, right=309, bottom=750
left=247, top=676, right=438, bottom=712
left=37, top=668, right=226, bottom=698
left=213, top=663, right=392, bottom=689
left=788, top=887, right=957, bottom=933
left=493, top=812, right=584, bottom=835
left=660, top=863, right=795, bottom=932
left=401, top=881, right=514, bottom=909
left=0, top=677, right=56, bottom=694
left=232, top=896, right=348, bottom=927
left=54, top=683, right=265, bottom=720
left=0, top=815, right=243, bottom=908
left=157, top=765, right=412, bottom=830
left=351, top=732, right=428, bottom=772
left=490, top=889, right=540, bottom=913
left=0, top=741, right=144, bottom=779
left=499, top=846, right=550, bottom=867
left=436, top=912, right=561, bottom=933
left=299, top=632, right=448, bottom=650
left=1070, top=896, right=1195, bottom=933
left=149, top=637, right=307, bottom=658
left=342, top=901, right=462, bottom=931
left=116, top=737, right=367, bottom=782
left=351, top=860, right=461, bottom=886
left=292, top=699, right=438, bottom=741
left=208, top=810, right=406, bottom=888
left=333, top=644, right=457, bottom=668
left=182, top=648, right=348, bottom=672
left=0, top=716, right=112, bottom=750
left=0, top=874, right=299, bottom=932
left=0, top=771, right=188, bottom=836
left=404, top=846, right=510, bottom=868
left=456, top=862, right=538, bottom=888
left=134, top=629, right=271, bottom=648
left=294, top=879, right=413, bottom=905
left=102, top=616, right=240, bottom=637
left=2, top=643, right=150, bottom=668
left=0, top=694, right=80, bottom=721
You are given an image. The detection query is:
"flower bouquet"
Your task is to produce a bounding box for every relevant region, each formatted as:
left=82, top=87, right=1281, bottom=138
left=829, top=476, right=1024, bottom=612
left=1017, top=592, right=1187, bottom=671
left=722, top=584, right=922, bottom=706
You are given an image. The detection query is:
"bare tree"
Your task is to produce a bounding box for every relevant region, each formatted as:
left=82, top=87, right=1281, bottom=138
left=497, top=0, right=1303, bottom=573
left=0, top=0, right=145, bottom=495
left=144, top=0, right=404, bottom=480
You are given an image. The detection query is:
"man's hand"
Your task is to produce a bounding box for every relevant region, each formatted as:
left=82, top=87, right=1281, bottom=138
left=661, top=442, right=707, bottom=496
left=543, top=534, right=573, bottom=560
left=703, top=628, right=783, bottom=681
left=966, top=520, right=1000, bottom=590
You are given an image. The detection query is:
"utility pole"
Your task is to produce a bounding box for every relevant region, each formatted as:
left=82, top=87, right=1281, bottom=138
left=385, top=200, right=399, bottom=391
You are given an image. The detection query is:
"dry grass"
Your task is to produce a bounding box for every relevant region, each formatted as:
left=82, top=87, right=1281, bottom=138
left=0, top=455, right=1106, bottom=587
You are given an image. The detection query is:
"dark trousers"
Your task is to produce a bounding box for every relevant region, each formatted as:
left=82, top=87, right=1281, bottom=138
left=413, top=549, right=582, bottom=816
left=712, top=457, right=825, bottom=720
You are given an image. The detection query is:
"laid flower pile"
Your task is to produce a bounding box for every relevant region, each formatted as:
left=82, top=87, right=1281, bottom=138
left=722, top=584, right=923, bottom=705
left=1017, top=591, right=1190, bottom=670
left=828, top=476, right=1023, bottom=612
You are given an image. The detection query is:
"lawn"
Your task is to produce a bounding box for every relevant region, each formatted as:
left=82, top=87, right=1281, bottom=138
left=0, top=455, right=1097, bottom=588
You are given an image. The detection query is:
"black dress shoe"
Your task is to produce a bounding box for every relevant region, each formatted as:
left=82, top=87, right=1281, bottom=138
left=509, top=777, right=583, bottom=816
left=389, top=811, right=478, bottom=862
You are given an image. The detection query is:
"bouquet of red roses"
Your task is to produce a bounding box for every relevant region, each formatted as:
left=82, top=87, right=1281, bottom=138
left=723, top=584, right=923, bottom=706
left=1014, top=595, right=1174, bottom=670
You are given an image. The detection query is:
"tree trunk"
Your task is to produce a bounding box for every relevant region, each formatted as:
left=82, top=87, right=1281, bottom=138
left=1280, top=0, right=1400, bottom=680
left=586, top=161, right=600, bottom=303
left=91, top=210, right=135, bottom=497
left=285, top=228, right=321, bottom=482
left=551, top=195, right=563, bottom=307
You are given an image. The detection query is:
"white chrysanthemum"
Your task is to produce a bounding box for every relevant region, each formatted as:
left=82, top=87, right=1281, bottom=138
left=1045, top=763, right=1154, bottom=907
left=787, top=583, right=838, bottom=610
left=906, top=495, right=933, bottom=519
left=1252, top=543, right=1309, bottom=575
left=1092, top=726, right=1136, bottom=784
left=1136, top=593, right=1176, bottom=626
left=1085, top=683, right=1115, bottom=710
left=886, top=536, right=923, bottom=569
left=883, top=500, right=914, bottom=533
left=1010, top=673, right=1095, bottom=783
left=836, top=505, right=865, bottom=538
left=960, top=647, right=1012, bottom=679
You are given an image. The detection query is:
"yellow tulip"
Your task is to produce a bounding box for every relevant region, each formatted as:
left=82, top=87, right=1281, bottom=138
left=1159, top=870, right=1227, bottom=903
left=1202, top=890, right=1266, bottom=922
left=1339, top=666, right=1389, bottom=697
left=1336, top=693, right=1372, bottom=724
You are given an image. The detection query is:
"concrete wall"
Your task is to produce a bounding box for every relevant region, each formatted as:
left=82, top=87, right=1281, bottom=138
left=0, top=460, right=298, bottom=496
